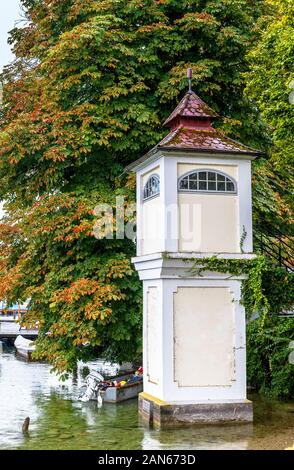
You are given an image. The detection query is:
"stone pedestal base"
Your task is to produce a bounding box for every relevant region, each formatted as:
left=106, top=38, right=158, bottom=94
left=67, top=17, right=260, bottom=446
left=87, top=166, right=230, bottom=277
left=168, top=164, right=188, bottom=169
left=139, top=393, right=253, bottom=428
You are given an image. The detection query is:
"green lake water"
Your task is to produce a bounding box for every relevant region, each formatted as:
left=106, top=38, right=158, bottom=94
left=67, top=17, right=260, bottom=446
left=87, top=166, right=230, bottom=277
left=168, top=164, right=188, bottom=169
left=1, top=350, right=294, bottom=450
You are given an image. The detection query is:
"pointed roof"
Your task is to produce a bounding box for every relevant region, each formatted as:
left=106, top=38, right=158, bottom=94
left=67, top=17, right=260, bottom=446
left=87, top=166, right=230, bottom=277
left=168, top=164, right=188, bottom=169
left=125, top=90, right=262, bottom=172
left=163, top=91, right=218, bottom=127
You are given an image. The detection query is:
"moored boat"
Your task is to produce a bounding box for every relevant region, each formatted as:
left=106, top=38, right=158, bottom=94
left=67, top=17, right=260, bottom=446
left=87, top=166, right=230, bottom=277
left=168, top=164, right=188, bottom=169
left=79, top=368, right=143, bottom=404
left=14, top=335, right=36, bottom=360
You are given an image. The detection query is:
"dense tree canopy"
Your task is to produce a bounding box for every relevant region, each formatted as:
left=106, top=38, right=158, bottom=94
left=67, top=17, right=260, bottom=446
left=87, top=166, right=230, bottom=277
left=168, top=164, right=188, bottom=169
left=0, top=0, right=291, bottom=376
left=246, top=0, right=293, bottom=235
left=1, top=0, right=267, bottom=202
left=247, top=0, right=294, bottom=172
left=244, top=0, right=294, bottom=398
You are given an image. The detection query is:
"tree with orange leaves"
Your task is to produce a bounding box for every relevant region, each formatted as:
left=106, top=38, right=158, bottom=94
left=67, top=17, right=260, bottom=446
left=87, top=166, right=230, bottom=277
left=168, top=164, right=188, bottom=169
left=0, top=0, right=285, bottom=376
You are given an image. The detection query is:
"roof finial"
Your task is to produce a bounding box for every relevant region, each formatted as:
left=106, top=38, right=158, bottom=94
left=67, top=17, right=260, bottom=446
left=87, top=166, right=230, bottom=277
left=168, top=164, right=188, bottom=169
left=187, top=68, right=193, bottom=93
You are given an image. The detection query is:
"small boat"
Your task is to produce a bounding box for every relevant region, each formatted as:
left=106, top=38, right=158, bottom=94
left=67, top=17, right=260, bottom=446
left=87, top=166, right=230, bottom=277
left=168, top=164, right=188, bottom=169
left=14, top=335, right=36, bottom=360
left=79, top=368, right=143, bottom=404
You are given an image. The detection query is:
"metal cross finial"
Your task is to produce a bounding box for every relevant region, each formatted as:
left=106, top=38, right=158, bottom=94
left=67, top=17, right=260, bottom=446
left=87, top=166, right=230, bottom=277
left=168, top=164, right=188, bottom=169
left=187, top=68, right=193, bottom=93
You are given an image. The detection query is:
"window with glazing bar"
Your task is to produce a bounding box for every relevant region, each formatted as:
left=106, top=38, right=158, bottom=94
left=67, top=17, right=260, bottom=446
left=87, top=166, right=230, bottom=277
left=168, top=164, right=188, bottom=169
left=178, top=170, right=237, bottom=193
left=143, top=174, right=160, bottom=201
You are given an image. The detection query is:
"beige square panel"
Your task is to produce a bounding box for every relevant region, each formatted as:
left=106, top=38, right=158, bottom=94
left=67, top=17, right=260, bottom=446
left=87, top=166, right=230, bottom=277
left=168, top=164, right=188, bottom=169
left=147, top=287, right=160, bottom=384
left=174, top=287, right=235, bottom=387
left=178, top=193, right=239, bottom=253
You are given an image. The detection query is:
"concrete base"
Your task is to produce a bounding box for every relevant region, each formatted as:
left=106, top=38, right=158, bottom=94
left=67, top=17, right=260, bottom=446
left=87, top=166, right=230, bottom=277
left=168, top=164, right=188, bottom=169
left=139, top=393, right=253, bottom=428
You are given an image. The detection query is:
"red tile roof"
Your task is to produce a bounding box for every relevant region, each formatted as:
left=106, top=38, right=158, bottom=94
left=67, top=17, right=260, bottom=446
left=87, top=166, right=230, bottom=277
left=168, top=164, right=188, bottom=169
left=164, top=91, right=218, bottom=127
left=158, top=127, right=259, bottom=154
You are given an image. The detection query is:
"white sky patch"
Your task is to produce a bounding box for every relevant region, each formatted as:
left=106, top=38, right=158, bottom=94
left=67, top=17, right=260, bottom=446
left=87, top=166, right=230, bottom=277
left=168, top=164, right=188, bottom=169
left=1, top=1, right=23, bottom=218
left=0, top=0, right=22, bottom=72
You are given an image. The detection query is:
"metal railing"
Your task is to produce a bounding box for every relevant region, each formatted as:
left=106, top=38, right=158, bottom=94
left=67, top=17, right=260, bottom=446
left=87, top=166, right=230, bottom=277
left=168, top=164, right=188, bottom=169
left=254, top=229, right=294, bottom=273
left=254, top=228, right=294, bottom=317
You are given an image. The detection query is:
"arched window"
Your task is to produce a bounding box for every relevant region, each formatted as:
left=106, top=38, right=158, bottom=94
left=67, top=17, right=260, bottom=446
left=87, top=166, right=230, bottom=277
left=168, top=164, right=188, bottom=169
left=143, top=174, right=160, bottom=201
left=178, top=169, right=237, bottom=194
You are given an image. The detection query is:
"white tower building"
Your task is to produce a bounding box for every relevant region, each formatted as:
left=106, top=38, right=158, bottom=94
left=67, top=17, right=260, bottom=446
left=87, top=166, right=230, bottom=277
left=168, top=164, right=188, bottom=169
left=126, top=79, right=261, bottom=427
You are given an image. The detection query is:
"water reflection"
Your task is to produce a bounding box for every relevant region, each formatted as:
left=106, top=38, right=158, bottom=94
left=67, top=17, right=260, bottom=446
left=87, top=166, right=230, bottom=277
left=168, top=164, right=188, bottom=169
left=1, top=350, right=294, bottom=450
left=141, top=423, right=254, bottom=450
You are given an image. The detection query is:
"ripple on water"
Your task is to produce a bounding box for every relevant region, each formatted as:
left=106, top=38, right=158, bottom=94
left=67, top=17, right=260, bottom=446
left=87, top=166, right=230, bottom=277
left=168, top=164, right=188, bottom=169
left=1, top=351, right=294, bottom=450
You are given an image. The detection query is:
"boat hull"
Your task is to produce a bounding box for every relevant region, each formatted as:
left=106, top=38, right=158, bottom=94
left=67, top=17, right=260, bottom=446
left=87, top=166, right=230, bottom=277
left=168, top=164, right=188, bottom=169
left=15, top=348, right=33, bottom=361
left=79, top=373, right=143, bottom=403
left=14, top=336, right=36, bottom=361
left=103, top=381, right=143, bottom=403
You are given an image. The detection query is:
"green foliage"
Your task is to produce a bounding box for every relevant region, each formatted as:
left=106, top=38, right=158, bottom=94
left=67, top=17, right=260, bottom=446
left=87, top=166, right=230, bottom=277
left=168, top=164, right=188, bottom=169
left=247, top=317, right=294, bottom=399
left=252, top=158, right=292, bottom=236
left=261, top=266, right=294, bottom=316
left=246, top=0, right=294, bottom=234
left=244, top=2, right=294, bottom=397
left=246, top=0, right=294, bottom=171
